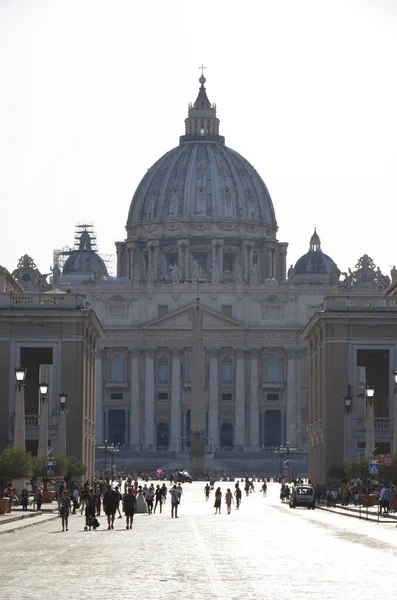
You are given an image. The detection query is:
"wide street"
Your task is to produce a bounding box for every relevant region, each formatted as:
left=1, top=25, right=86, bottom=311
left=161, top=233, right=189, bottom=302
left=1, top=482, right=397, bottom=600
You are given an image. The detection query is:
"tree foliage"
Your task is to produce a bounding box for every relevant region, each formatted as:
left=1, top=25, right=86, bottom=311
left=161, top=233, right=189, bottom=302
left=327, top=463, right=347, bottom=479
left=0, top=448, right=34, bottom=482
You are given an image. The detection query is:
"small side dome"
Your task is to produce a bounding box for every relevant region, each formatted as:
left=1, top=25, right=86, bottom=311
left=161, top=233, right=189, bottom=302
left=62, top=229, right=108, bottom=277
left=293, top=230, right=338, bottom=284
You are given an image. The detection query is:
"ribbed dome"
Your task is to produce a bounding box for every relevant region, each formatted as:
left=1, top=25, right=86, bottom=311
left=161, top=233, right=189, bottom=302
left=294, top=229, right=337, bottom=276
left=62, top=229, right=108, bottom=277
left=126, top=76, right=276, bottom=232
left=63, top=251, right=108, bottom=276
left=127, top=142, right=276, bottom=227
left=295, top=251, right=336, bottom=275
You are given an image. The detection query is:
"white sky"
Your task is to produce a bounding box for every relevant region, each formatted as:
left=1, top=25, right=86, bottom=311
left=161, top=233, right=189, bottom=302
left=1, top=0, right=397, bottom=277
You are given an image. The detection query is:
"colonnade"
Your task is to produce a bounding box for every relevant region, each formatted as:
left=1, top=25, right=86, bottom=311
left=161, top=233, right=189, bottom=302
left=97, top=346, right=305, bottom=450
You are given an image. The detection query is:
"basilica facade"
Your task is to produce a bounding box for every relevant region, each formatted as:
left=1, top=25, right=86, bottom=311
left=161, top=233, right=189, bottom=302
left=52, top=76, right=346, bottom=454
left=5, top=75, right=393, bottom=469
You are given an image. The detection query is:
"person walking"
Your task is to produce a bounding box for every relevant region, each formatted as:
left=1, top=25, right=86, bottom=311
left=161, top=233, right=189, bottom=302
left=145, top=484, right=154, bottom=515
left=114, top=486, right=123, bottom=519
left=204, top=483, right=211, bottom=501
left=214, top=487, right=222, bottom=514
left=225, top=488, right=233, bottom=514
left=154, top=485, right=163, bottom=514
left=59, top=490, right=71, bottom=532
left=123, top=488, right=136, bottom=529
left=261, top=481, right=267, bottom=497
left=103, top=484, right=119, bottom=530
left=170, top=484, right=181, bottom=518
left=234, top=484, right=242, bottom=510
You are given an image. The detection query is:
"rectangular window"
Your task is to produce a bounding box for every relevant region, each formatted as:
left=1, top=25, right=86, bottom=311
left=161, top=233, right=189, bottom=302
left=267, top=393, right=279, bottom=402
left=110, top=393, right=123, bottom=400
left=109, top=305, right=126, bottom=317
left=221, top=393, right=232, bottom=401
left=221, top=305, right=233, bottom=318
left=158, top=305, right=169, bottom=317
left=158, top=362, right=169, bottom=384
left=223, top=255, right=235, bottom=273
left=158, top=393, right=168, bottom=401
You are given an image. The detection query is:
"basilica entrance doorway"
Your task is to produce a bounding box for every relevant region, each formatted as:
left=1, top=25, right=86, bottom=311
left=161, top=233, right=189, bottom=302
left=264, top=410, right=281, bottom=447
left=156, top=422, right=169, bottom=449
left=220, top=423, right=233, bottom=448
left=108, top=409, right=126, bottom=445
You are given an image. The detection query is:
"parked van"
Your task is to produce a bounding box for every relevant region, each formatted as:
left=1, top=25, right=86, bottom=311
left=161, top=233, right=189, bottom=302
left=289, top=485, right=315, bottom=509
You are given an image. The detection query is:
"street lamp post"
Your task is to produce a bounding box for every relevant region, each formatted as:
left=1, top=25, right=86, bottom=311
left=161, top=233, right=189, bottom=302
left=58, top=393, right=67, bottom=455
left=97, top=440, right=119, bottom=478
left=14, top=367, right=27, bottom=448
left=38, top=382, right=49, bottom=457
left=343, top=389, right=352, bottom=463
left=365, top=385, right=375, bottom=458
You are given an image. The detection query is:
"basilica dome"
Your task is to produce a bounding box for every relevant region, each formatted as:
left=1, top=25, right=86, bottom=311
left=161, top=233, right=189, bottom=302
left=126, top=76, right=276, bottom=233
left=63, top=229, right=108, bottom=277
left=293, top=230, right=338, bottom=283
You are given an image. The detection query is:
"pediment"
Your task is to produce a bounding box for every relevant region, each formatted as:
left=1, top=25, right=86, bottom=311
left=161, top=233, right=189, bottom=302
left=143, top=302, right=245, bottom=330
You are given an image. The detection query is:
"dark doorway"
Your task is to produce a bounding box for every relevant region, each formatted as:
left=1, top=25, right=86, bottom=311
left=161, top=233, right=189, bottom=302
left=264, top=410, right=281, bottom=447
left=20, top=347, right=53, bottom=415
left=108, top=410, right=126, bottom=445
left=357, top=349, right=389, bottom=417
left=220, top=423, right=233, bottom=448
left=156, top=423, right=169, bottom=449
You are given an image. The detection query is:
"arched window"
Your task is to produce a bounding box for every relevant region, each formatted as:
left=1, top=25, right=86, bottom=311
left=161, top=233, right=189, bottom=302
left=158, top=358, right=169, bottom=384
left=221, top=358, right=233, bottom=383
left=267, top=356, right=280, bottom=381
left=111, top=356, right=125, bottom=380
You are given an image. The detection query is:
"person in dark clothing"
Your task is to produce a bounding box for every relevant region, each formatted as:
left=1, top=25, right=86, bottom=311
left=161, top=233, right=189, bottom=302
left=85, top=491, right=99, bottom=531
left=123, top=488, right=137, bottom=529
left=154, top=485, right=163, bottom=514
left=103, top=485, right=119, bottom=530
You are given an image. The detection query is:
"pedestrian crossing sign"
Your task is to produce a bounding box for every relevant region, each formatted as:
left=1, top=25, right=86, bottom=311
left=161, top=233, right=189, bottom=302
left=368, top=461, right=379, bottom=475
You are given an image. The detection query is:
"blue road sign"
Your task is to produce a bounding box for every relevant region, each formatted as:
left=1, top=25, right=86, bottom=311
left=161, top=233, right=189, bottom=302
left=368, top=461, right=379, bottom=475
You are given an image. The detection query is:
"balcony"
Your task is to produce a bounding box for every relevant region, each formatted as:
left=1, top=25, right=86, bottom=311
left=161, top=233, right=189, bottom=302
left=105, top=379, right=129, bottom=389
left=261, top=380, right=284, bottom=390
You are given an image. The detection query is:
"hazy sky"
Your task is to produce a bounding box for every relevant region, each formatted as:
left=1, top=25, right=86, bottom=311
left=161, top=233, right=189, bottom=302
left=1, top=0, right=397, bottom=278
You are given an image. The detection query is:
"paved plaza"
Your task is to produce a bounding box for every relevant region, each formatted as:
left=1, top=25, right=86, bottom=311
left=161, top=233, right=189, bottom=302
left=1, top=482, right=397, bottom=600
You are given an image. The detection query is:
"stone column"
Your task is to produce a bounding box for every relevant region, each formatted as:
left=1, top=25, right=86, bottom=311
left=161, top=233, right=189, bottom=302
left=38, top=364, right=52, bottom=457
left=116, top=242, right=123, bottom=277
left=190, top=302, right=205, bottom=472
left=208, top=349, right=219, bottom=449
left=286, top=349, right=297, bottom=445
left=211, top=240, right=217, bottom=268
left=178, top=241, right=184, bottom=277
left=249, top=349, right=260, bottom=449
left=152, top=240, right=160, bottom=280
left=170, top=348, right=181, bottom=451
left=243, top=241, right=249, bottom=281
left=95, top=350, right=103, bottom=444
left=130, top=348, right=141, bottom=447
left=144, top=349, right=155, bottom=447
left=394, top=386, right=397, bottom=455
left=13, top=383, right=25, bottom=449
left=235, top=349, right=246, bottom=447
left=218, top=241, right=224, bottom=281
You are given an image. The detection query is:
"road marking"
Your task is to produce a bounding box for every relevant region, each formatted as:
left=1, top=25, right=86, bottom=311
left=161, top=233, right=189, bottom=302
left=190, top=517, right=228, bottom=600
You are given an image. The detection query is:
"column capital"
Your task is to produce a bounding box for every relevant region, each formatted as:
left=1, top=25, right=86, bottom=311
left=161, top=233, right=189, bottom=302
left=235, top=348, right=246, bottom=358
left=211, top=239, right=224, bottom=247
left=251, top=348, right=260, bottom=358
left=178, top=239, right=190, bottom=247
left=130, top=347, right=142, bottom=358
left=144, top=348, right=155, bottom=356
left=171, top=348, right=181, bottom=358
left=207, top=348, right=220, bottom=358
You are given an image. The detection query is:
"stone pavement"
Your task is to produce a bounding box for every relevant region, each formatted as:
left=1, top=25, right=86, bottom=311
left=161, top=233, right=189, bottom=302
left=2, top=483, right=397, bottom=600
left=0, top=502, right=59, bottom=534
